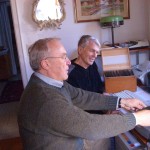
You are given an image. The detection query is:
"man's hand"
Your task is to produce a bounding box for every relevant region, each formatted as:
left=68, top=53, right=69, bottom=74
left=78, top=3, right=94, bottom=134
left=120, top=98, right=146, bottom=111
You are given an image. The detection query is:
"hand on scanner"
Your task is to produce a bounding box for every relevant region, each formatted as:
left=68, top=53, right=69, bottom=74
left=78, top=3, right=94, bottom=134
left=120, top=98, right=146, bottom=111
left=120, top=98, right=150, bottom=127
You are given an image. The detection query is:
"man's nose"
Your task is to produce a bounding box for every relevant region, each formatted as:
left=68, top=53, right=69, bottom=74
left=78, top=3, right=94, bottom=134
left=66, top=57, right=71, bottom=65
left=93, top=51, right=98, bottom=58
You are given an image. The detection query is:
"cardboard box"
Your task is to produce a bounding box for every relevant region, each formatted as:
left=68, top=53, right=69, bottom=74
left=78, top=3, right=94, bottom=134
left=101, top=48, right=137, bottom=93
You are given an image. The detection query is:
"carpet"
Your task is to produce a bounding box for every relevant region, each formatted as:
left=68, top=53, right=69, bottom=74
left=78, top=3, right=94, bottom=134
left=0, top=80, right=23, bottom=104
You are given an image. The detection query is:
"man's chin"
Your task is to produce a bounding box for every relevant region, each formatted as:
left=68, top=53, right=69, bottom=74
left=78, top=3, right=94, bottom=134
left=64, top=75, right=68, bottom=81
left=89, top=61, right=94, bottom=65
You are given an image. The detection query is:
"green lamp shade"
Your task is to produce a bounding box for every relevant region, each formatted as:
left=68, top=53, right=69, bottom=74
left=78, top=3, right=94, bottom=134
left=100, top=15, right=124, bottom=28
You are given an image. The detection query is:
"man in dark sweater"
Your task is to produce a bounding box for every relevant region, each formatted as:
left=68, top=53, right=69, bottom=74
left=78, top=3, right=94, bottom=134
left=67, top=35, right=104, bottom=94
left=67, top=35, right=111, bottom=149
left=18, top=38, right=150, bottom=150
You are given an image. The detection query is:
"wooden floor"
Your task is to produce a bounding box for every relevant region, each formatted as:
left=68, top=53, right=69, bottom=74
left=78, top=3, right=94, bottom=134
left=0, top=137, right=23, bottom=150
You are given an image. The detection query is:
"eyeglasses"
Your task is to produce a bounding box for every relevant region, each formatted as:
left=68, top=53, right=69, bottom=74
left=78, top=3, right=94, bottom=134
left=44, top=55, right=68, bottom=61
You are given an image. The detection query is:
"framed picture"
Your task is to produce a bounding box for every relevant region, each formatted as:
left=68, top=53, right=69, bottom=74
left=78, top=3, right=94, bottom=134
left=74, top=0, right=130, bottom=22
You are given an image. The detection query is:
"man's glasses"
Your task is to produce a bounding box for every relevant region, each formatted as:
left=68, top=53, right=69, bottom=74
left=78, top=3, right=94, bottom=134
left=44, top=55, right=68, bottom=61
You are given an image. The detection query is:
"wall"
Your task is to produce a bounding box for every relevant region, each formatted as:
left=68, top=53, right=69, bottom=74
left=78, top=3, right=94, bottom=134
left=10, top=0, right=149, bottom=86
left=149, top=0, right=150, bottom=40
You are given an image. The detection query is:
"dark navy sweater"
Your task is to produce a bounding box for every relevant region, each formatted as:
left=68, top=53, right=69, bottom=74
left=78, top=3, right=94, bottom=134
left=67, top=59, right=104, bottom=94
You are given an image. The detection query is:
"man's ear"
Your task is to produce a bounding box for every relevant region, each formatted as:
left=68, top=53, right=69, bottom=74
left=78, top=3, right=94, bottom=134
left=40, top=59, right=50, bottom=70
left=78, top=46, right=83, bottom=55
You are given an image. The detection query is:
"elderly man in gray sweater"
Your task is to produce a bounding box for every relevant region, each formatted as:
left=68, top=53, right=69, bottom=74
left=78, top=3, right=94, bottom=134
left=18, top=37, right=150, bottom=150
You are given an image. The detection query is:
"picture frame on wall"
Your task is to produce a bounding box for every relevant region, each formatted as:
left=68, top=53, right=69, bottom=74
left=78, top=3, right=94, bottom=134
left=74, top=0, right=130, bottom=22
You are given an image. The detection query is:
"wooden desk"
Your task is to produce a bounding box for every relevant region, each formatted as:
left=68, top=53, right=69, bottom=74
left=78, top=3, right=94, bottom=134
left=129, top=47, right=150, bottom=65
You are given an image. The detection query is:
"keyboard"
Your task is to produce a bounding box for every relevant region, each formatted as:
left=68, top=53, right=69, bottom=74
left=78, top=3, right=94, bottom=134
left=113, top=87, right=150, bottom=106
left=113, top=90, right=141, bottom=99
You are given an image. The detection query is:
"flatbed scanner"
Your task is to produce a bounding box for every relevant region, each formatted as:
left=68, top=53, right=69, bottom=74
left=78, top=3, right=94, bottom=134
left=113, top=87, right=150, bottom=141
left=134, top=102, right=150, bottom=141
left=129, top=40, right=149, bottom=49
left=119, top=40, right=149, bottom=49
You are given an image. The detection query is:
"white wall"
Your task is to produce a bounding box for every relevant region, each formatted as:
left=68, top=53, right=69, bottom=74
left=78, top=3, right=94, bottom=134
left=149, top=0, right=150, bottom=40
left=10, top=0, right=149, bottom=86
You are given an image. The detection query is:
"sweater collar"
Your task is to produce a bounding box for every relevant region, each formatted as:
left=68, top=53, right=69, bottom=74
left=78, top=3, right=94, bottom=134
left=34, top=72, right=63, bottom=88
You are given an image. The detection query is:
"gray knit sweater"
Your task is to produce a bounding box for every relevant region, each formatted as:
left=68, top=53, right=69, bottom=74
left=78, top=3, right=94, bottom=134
left=18, top=74, right=136, bottom=150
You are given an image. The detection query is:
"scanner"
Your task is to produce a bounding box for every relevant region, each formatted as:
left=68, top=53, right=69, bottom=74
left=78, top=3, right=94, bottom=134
left=129, top=40, right=149, bottom=49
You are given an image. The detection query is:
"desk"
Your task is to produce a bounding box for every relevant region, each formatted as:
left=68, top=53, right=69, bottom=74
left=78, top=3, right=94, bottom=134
left=129, top=47, right=150, bottom=65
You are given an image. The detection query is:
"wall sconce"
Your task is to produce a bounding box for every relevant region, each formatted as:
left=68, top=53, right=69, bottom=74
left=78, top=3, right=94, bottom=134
left=100, top=15, right=124, bottom=47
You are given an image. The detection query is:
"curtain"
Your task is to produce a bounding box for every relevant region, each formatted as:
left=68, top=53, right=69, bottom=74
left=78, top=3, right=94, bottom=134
left=0, top=0, right=17, bottom=75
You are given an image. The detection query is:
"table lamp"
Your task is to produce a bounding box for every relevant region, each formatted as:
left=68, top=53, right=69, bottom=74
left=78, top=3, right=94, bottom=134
left=100, top=15, right=124, bottom=47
